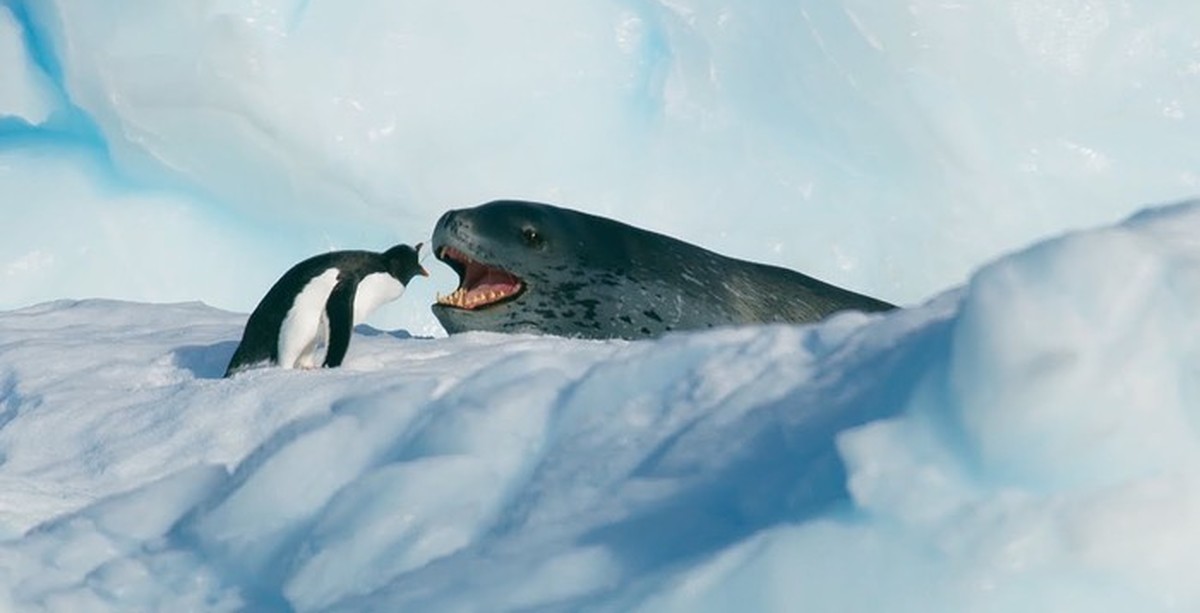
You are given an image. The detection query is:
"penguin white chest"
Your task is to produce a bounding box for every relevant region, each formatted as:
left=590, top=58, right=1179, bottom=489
left=278, top=268, right=341, bottom=368
left=353, top=272, right=404, bottom=324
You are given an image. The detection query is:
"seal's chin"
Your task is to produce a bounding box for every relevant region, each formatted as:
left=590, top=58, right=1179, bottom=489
left=435, top=246, right=525, bottom=311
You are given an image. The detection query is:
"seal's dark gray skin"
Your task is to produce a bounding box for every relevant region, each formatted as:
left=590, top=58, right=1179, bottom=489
left=225, top=244, right=428, bottom=377
left=431, top=200, right=894, bottom=340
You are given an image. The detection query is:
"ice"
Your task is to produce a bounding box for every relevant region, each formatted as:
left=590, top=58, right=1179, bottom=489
left=0, top=4, right=56, bottom=125
left=2, top=0, right=1200, bottom=611
left=4, top=1, right=1199, bottom=335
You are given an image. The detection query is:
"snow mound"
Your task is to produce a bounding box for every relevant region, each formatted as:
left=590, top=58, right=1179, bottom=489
left=2, top=201, right=1199, bottom=611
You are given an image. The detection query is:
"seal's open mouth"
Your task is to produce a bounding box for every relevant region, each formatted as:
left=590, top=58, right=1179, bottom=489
left=435, top=246, right=525, bottom=310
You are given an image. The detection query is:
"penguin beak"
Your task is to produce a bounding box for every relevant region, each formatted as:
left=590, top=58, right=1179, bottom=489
left=415, top=242, right=429, bottom=276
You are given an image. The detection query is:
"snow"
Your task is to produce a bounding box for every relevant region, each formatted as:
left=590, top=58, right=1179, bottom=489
left=2, top=202, right=1200, bottom=611
left=2, top=0, right=1200, bottom=611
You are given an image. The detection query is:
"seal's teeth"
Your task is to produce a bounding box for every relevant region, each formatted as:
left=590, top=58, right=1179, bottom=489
left=438, top=283, right=523, bottom=310
left=436, top=289, right=467, bottom=307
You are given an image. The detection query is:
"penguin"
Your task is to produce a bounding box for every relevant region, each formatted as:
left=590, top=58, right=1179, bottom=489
left=224, top=243, right=429, bottom=377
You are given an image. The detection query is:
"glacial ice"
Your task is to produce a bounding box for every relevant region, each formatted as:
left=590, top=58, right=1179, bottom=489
left=1, top=1, right=1199, bottom=611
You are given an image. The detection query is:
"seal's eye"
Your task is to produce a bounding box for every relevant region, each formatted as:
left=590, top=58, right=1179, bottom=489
left=521, top=227, right=543, bottom=248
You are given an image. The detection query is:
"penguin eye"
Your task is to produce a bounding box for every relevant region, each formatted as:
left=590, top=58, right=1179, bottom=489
left=521, top=227, right=544, bottom=248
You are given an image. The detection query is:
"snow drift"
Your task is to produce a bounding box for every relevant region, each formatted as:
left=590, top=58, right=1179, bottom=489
left=2, top=0, right=1200, bottom=611
left=2, top=201, right=1199, bottom=611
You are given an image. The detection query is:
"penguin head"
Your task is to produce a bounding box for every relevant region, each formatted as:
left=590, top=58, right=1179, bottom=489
left=383, top=243, right=430, bottom=284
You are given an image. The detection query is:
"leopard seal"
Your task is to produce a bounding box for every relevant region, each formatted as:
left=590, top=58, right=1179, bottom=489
left=430, top=200, right=894, bottom=339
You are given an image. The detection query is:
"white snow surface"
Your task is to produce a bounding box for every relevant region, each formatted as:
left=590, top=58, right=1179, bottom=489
left=3, top=0, right=1200, bottom=611
left=2, top=201, right=1200, bottom=611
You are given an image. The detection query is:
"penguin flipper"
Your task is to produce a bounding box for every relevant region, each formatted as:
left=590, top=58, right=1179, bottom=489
left=323, top=276, right=356, bottom=368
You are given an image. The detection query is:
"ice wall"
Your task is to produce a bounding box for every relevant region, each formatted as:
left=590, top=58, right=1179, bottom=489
left=2, top=0, right=1199, bottom=334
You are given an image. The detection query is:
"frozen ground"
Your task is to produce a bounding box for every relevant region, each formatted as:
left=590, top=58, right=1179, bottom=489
left=2, top=1, right=1200, bottom=611
left=2, top=201, right=1200, bottom=611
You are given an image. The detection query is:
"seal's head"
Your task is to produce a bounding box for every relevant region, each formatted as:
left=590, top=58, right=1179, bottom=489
left=431, top=199, right=638, bottom=337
